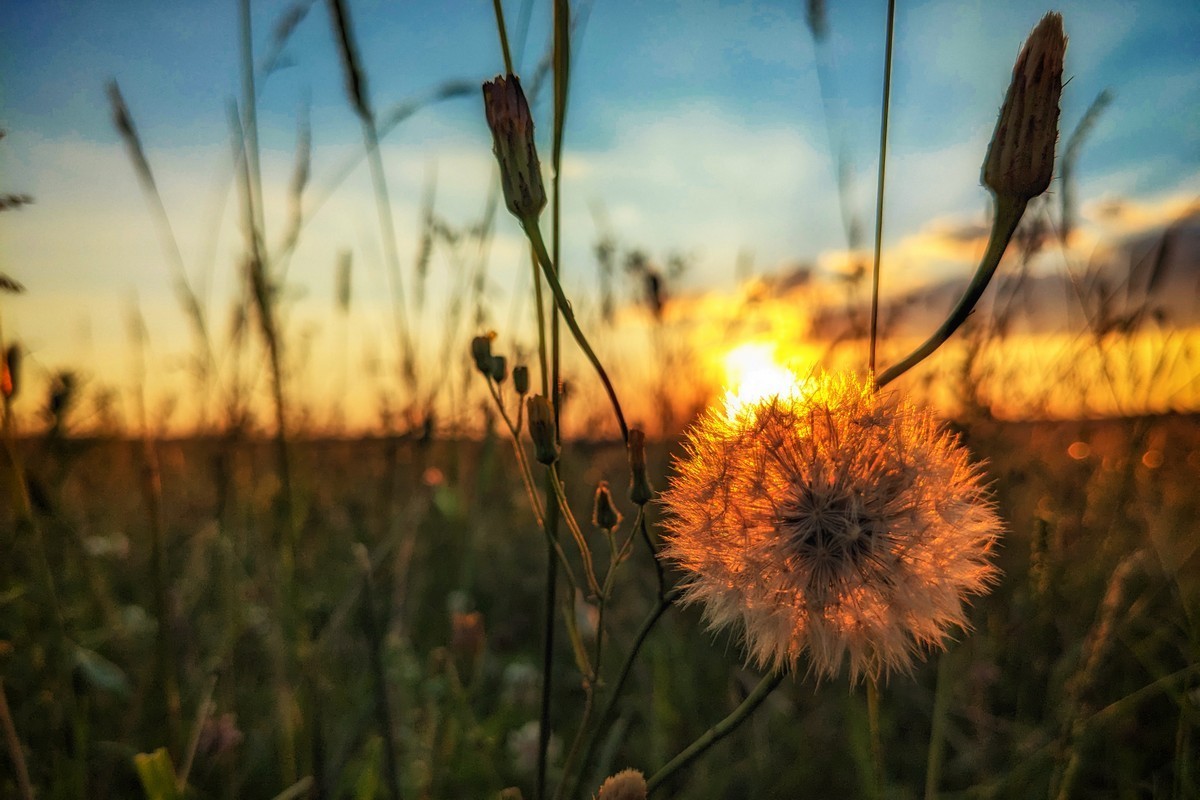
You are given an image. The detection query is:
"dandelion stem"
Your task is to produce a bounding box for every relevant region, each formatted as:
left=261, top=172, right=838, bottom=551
left=868, top=0, right=897, bottom=375
left=646, top=670, right=785, bottom=794
left=924, top=652, right=953, bottom=800
left=876, top=195, right=1027, bottom=388
left=867, top=678, right=885, bottom=799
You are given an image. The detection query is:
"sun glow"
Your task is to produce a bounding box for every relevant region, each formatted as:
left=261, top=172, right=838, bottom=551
left=721, top=342, right=812, bottom=419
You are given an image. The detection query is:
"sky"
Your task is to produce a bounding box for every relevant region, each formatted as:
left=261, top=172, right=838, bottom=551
left=1, top=0, right=1198, bottom=431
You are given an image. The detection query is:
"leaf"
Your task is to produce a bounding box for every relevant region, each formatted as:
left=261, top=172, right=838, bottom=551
left=133, top=748, right=181, bottom=800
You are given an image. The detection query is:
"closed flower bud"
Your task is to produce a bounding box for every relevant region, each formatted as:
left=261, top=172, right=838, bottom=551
left=490, top=355, right=508, bottom=384
left=526, top=394, right=558, bottom=465
left=513, top=365, right=530, bottom=395
left=592, top=481, right=622, bottom=531
left=627, top=428, right=653, bottom=506
left=982, top=13, right=1066, bottom=200
left=470, top=333, right=495, bottom=375
left=482, top=74, right=547, bottom=221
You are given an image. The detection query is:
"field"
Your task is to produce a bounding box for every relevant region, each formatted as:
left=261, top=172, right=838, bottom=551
left=2, top=412, right=1198, bottom=798
left=3, top=1, right=1199, bottom=798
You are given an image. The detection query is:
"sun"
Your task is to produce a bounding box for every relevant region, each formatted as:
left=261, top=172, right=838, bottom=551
left=721, top=342, right=811, bottom=420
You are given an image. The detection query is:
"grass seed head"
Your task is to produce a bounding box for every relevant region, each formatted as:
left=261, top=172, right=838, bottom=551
left=661, top=372, right=1003, bottom=682
left=482, top=74, right=547, bottom=221
left=983, top=12, right=1066, bottom=200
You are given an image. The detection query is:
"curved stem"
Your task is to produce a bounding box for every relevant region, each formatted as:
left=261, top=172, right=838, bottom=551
left=572, top=587, right=681, bottom=798
left=868, top=0, right=897, bottom=374
left=522, top=219, right=629, bottom=443
left=548, top=464, right=601, bottom=597
left=646, top=671, right=786, bottom=794
left=876, top=195, right=1027, bottom=388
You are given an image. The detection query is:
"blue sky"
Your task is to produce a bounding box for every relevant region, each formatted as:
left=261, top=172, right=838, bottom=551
left=1, top=0, right=1198, bottom=428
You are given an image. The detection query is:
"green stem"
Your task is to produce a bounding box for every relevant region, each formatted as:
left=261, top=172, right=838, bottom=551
left=573, top=586, right=680, bottom=798
left=646, top=671, right=785, bottom=794
left=924, top=653, right=953, bottom=800
left=867, top=678, right=884, bottom=799
left=868, top=0, right=897, bottom=374
left=876, top=195, right=1027, bottom=388
left=522, top=220, right=629, bottom=443
left=548, top=464, right=601, bottom=597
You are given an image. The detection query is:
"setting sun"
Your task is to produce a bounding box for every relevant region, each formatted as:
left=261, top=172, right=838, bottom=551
left=721, top=342, right=812, bottom=418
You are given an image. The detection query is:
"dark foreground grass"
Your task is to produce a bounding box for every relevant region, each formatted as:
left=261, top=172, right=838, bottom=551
left=1, top=414, right=1197, bottom=799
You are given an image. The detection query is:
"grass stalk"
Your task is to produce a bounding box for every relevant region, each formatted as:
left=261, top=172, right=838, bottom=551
left=355, top=545, right=403, bottom=800
left=868, top=0, right=897, bottom=375
left=0, top=679, right=34, bottom=800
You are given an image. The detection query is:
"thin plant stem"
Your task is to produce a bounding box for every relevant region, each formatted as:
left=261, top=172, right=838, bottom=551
left=535, top=484, right=559, bottom=800
left=876, top=195, right=1027, bottom=388
left=868, top=0, right=897, bottom=375
left=0, top=679, right=34, bottom=800
left=646, top=671, right=786, bottom=794
left=522, top=220, right=629, bottom=442
left=491, top=0, right=515, bottom=75
left=548, top=465, right=601, bottom=597
left=356, top=546, right=403, bottom=800
left=867, top=678, right=884, bottom=799
left=924, top=652, right=953, bottom=800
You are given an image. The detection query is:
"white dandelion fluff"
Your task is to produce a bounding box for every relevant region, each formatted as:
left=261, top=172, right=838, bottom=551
left=660, top=371, right=1002, bottom=682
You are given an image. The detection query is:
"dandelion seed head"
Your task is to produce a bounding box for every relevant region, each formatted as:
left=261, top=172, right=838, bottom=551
left=660, top=371, right=1002, bottom=682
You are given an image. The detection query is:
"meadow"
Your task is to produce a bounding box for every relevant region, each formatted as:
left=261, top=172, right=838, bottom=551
left=2, top=2, right=1198, bottom=799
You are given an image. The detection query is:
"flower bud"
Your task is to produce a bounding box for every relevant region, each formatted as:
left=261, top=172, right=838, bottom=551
left=490, top=354, right=508, bottom=384
left=982, top=13, right=1066, bottom=200
left=627, top=428, right=653, bottom=506
left=526, top=394, right=558, bottom=465
left=592, top=481, right=622, bottom=532
left=513, top=365, right=530, bottom=395
left=470, top=333, right=495, bottom=375
left=482, top=74, right=547, bottom=221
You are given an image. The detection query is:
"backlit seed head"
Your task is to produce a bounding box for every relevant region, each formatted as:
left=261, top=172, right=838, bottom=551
left=983, top=13, right=1066, bottom=200
left=526, top=394, right=559, bottom=465
left=661, top=372, right=1002, bottom=683
left=482, top=74, right=547, bottom=221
